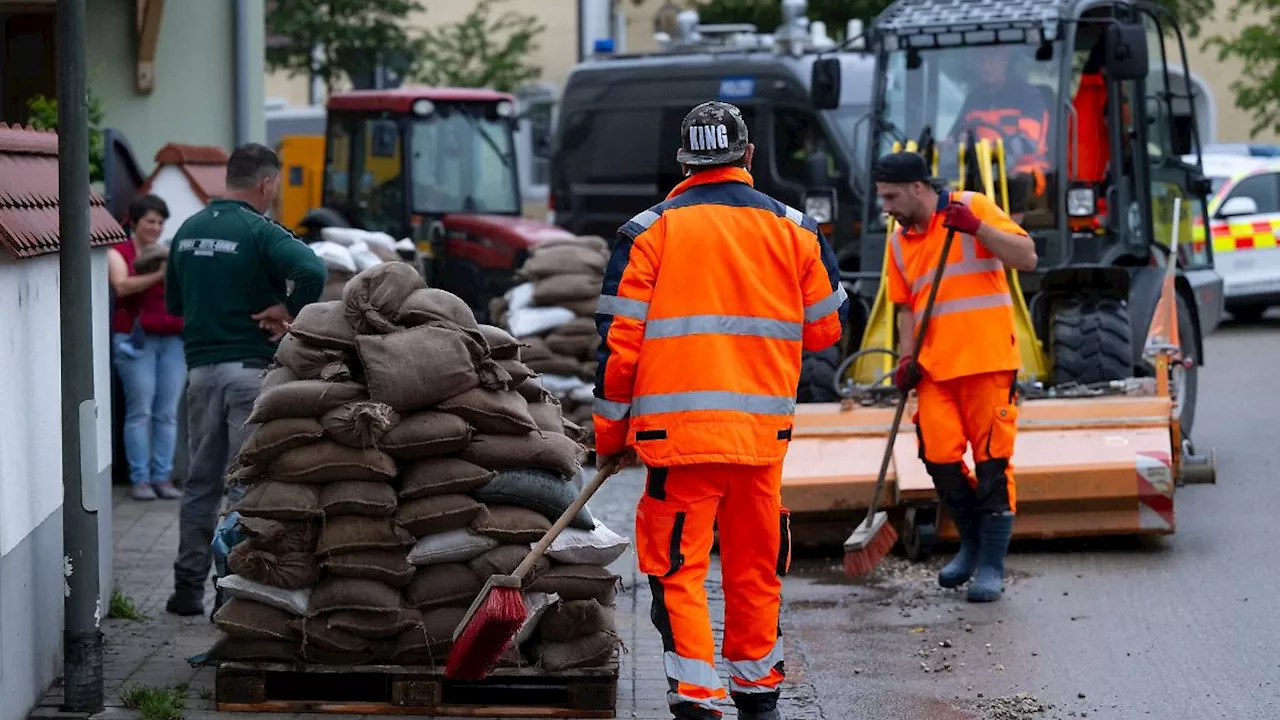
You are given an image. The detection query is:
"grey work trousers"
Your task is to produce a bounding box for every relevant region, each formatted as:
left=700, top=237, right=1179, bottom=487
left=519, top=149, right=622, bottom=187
left=172, top=360, right=263, bottom=598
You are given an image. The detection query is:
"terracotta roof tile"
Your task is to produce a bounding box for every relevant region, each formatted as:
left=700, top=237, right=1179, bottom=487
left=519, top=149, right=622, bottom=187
left=0, top=123, right=127, bottom=259
left=143, top=142, right=229, bottom=204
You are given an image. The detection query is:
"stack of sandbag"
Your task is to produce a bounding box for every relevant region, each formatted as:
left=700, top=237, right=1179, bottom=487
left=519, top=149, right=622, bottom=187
left=489, top=236, right=609, bottom=446
left=310, top=227, right=417, bottom=301
left=209, top=261, right=623, bottom=669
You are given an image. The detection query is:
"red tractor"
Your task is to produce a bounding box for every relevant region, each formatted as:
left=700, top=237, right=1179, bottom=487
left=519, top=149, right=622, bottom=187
left=299, top=87, right=575, bottom=322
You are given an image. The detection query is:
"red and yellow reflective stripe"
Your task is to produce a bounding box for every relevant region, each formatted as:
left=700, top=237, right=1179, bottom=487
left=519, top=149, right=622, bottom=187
left=1195, top=218, right=1280, bottom=253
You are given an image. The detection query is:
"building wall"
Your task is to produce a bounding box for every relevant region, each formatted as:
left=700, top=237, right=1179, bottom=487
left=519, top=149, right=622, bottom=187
left=88, top=0, right=266, bottom=171
left=0, top=250, right=113, bottom=720
left=1180, top=7, right=1278, bottom=144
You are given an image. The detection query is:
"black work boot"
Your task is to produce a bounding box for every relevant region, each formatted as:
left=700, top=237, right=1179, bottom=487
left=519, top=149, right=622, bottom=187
left=166, top=589, right=204, bottom=617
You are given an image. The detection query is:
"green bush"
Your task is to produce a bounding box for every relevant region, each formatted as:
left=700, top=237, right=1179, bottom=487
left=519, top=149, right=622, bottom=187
left=26, top=89, right=106, bottom=183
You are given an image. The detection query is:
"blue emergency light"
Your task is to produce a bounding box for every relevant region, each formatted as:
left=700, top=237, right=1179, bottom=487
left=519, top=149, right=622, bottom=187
left=593, top=38, right=615, bottom=54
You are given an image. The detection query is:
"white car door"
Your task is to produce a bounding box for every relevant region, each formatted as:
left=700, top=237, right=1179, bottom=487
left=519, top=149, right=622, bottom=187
left=1209, top=170, right=1280, bottom=301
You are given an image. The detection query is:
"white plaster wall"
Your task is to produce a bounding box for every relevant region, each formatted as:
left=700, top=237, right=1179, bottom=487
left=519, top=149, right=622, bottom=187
left=148, top=167, right=210, bottom=243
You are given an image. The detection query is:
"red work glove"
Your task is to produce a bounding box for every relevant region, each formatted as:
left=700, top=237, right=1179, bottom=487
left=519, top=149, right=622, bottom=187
left=943, top=202, right=982, bottom=236
left=894, top=355, right=922, bottom=392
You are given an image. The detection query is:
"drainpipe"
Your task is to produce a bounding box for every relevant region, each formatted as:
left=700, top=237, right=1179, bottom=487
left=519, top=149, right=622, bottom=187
left=233, top=0, right=251, bottom=145
left=58, top=0, right=104, bottom=711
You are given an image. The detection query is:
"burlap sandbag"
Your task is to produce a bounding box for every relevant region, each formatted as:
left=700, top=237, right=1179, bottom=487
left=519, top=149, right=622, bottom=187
left=399, top=458, right=494, bottom=500
left=356, top=323, right=506, bottom=413
left=237, top=516, right=317, bottom=554
left=467, top=545, right=550, bottom=585
left=321, top=550, right=415, bottom=588
left=536, top=599, right=617, bottom=642
left=521, top=336, right=554, bottom=362
left=227, top=545, right=319, bottom=589
left=538, top=235, right=610, bottom=254
left=527, top=399, right=566, bottom=434
left=395, top=288, right=479, bottom=329
left=473, top=468, right=595, bottom=530
left=520, top=245, right=608, bottom=280
left=269, top=441, right=398, bottom=484
left=320, top=277, right=349, bottom=303
left=323, top=608, right=424, bottom=639
left=316, top=516, right=414, bottom=555
left=342, top=261, right=427, bottom=334
left=579, top=361, right=598, bottom=382
left=554, top=317, right=597, bottom=335
left=404, top=563, right=483, bottom=609
left=309, top=577, right=403, bottom=615
left=212, top=598, right=300, bottom=642
left=393, top=606, right=468, bottom=660
left=561, top=297, right=599, bottom=317
left=478, top=324, right=524, bottom=360
left=472, top=505, right=553, bottom=544
left=319, top=480, right=398, bottom=517
left=395, top=494, right=485, bottom=537
left=379, top=411, right=472, bottom=461
left=248, top=380, right=367, bottom=425
left=496, top=359, right=537, bottom=386
left=260, top=365, right=299, bottom=393
left=527, top=565, right=621, bottom=603
left=233, top=482, right=323, bottom=521
left=319, top=401, right=400, bottom=448
left=460, top=433, right=585, bottom=479
left=132, top=243, right=169, bottom=274
left=525, top=354, right=584, bottom=377
left=545, top=334, right=598, bottom=360
left=275, top=333, right=353, bottom=381
left=537, top=631, right=620, bottom=671
left=563, top=418, right=590, bottom=444
left=237, top=418, right=325, bottom=465
left=532, top=274, right=602, bottom=306
left=437, top=388, right=539, bottom=434
left=517, top=379, right=553, bottom=403
left=300, top=644, right=377, bottom=665
left=294, top=617, right=372, bottom=654
left=288, top=300, right=357, bottom=351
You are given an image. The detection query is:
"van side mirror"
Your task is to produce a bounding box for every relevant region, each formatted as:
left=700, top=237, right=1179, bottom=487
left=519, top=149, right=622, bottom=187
left=811, top=57, right=841, bottom=110
left=1105, top=22, right=1148, bottom=81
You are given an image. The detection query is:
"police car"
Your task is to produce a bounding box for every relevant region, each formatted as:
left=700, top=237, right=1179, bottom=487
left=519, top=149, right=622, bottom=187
left=1188, top=152, right=1280, bottom=322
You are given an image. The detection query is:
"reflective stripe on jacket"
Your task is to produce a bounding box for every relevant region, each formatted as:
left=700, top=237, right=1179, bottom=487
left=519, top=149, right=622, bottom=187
left=885, top=190, right=1023, bottom=382
left=593, top=166, right=847, bottom=465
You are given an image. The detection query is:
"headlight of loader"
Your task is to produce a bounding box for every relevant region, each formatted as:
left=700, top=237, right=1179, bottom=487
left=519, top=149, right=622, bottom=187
left=804, top=191, right=835, bottom=224
left=1067, top=187, right=1096, bottom=217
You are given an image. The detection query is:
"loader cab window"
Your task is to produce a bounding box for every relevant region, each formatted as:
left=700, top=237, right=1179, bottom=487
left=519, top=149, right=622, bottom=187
left=323, top=116, right=355, bottom=221
left=355, top=117, right=406, bottom=234
left=411, top=102, right=521, bottom=216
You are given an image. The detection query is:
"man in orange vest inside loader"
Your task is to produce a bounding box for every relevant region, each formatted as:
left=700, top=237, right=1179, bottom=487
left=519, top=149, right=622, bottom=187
left=593, top=101, right=847, bottom=720
left=875, top=151, right=1037, bottom=603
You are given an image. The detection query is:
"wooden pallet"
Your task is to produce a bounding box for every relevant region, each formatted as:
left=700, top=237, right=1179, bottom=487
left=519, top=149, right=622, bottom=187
left=213, top=659, right=620, bottom=718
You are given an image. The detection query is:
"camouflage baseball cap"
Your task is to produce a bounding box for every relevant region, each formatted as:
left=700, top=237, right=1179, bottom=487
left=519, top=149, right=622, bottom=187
left=676, top=101, right=749, bottom=166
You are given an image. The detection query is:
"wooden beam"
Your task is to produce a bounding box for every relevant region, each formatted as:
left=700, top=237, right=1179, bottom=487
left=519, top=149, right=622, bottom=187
left=134, top=0, right=164, bottom=94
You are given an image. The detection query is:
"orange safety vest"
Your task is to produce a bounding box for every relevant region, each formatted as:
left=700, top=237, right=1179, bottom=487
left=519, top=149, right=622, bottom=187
left=885, top=191, right=1024, bottom=382
left=593, top=166, right=846, bottom=466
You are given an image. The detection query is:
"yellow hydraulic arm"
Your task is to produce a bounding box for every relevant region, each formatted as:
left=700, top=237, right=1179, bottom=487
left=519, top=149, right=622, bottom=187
left=847, top=139, right=1049, bottom=388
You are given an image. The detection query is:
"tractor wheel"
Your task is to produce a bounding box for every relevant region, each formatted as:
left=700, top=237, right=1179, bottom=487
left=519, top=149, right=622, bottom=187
left=798, top=346, right=842, bottom=403
left=1172, top=292, right=1198, bottom=438
left=1051, top=297, right=1133, bottom=386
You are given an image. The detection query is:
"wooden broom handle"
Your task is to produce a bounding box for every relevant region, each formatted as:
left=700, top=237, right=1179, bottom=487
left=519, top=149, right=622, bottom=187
left=512, top=455, right=625, bottom=582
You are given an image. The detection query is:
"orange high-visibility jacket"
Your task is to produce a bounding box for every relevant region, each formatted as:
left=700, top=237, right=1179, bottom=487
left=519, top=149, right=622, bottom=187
left=885, top=190, right=1024, bottom=382
left=593, top=166, right=847, bottom=466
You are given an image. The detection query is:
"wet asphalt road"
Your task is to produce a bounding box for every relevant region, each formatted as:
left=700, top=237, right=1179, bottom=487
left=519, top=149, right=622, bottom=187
left=779, top=317, right=1280, bottom=720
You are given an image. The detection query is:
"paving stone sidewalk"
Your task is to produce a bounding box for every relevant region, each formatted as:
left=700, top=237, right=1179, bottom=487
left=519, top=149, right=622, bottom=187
left=31, top=468, right=822, bottom=720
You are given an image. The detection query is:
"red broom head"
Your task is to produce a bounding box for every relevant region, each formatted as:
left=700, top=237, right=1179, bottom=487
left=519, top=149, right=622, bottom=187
left=444, top=586, right=528, bottom=681
left=842, top=523, right=898, bottom=578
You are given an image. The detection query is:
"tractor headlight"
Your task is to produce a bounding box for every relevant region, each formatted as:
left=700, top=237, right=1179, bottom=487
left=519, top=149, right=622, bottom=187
left=1068, top=187, right=1096, bottom=217
left=495, top=100, right=515, bottom=117
left=804, top=191, right=835, bottom=224
left=411, top=99, right=435, bottom=116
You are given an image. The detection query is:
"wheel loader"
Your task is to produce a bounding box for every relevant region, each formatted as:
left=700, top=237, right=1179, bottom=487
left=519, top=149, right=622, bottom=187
left=788, top=0, right=1222, bottom=556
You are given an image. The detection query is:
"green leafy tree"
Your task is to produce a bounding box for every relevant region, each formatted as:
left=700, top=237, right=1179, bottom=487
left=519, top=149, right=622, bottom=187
left=1204, top=0, right=1280, bottom=137
left=266, top=0, right=426, bottom=93
left=413, top=0, right=545, bottom=92
left=27, top=89, right=106, bottom=183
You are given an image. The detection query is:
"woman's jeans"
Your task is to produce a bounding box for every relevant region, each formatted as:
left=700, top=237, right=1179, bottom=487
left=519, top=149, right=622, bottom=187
left=112, top=331, right=187, bottom=486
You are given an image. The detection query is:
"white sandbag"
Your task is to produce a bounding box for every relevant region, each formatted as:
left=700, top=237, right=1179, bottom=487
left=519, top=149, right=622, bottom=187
left=505, top=282, right=536, bottom=313
left=569, top=385, right=596, bottom=404
left=363, top=230, right=398, bottom=251
left=319, top=226, right=363, bottom=247
left=515, top=591, right=560, bottom=646
left=542, top=522, right=630, bottom=566
left=309, top=241, right=357, bottom=273
left=347, top=240, right=385, bottom=271
left=508, top=306, right=576, bottom=338
left=216, top=574, right=311, bottom=616
left=540, top=374, right=590, bottom=396
left=406, top=527, right=499, bottom=566
left=394, top=238, right=416, bottom=254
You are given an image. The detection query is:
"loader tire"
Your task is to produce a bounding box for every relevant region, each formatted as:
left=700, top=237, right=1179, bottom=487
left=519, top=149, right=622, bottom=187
left=1051, top=297, right=1133, bottom=386
left=798, top=347, right=842, bottom=403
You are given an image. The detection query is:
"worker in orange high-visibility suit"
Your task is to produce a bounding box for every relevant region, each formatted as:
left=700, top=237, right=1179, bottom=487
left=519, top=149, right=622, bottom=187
left=593, top=101, right=846, bottom=720
left=875, top=151, right=1038, bottom=603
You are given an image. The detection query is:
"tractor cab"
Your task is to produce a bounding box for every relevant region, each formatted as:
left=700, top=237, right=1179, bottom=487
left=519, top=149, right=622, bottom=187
left=315, top=88, right=573, bottom=321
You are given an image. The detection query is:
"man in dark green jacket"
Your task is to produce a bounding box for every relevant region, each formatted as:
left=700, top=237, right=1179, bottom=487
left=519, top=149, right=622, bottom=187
left=163, top=142, right=327, bottom=617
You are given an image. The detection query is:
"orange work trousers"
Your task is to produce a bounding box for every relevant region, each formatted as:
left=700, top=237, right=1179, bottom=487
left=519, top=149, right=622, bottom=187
left=635, top=463, right=789, bottom=717
left=913, top=370, right=1020, bottom=514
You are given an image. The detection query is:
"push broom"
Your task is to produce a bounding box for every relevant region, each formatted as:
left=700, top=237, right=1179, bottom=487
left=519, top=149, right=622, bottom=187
left=843, top=226, right=957, bottom=578
left=445, top=454, right=627, bottom=680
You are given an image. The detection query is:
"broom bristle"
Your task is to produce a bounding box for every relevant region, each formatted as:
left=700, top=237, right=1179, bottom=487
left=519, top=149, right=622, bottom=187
left=444, top=586, right=528, bottom=681
left=842, top=523, right=898, bottom=578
